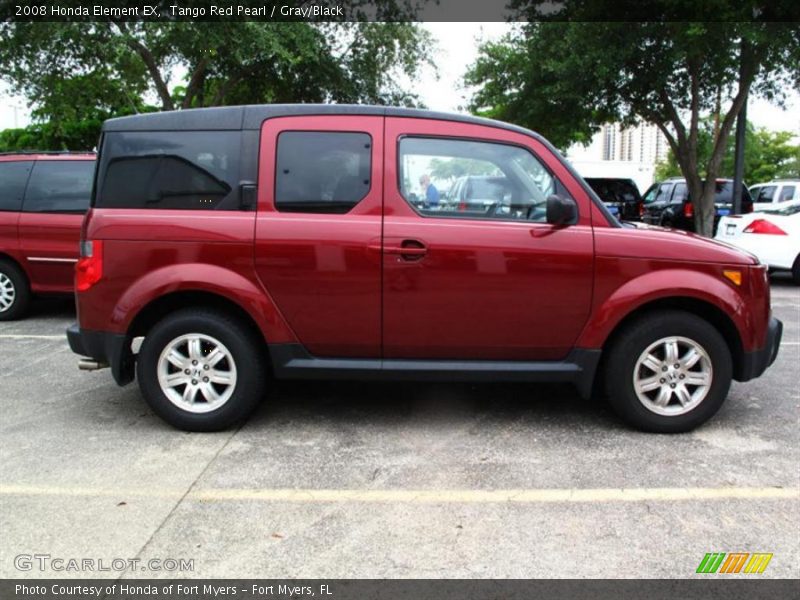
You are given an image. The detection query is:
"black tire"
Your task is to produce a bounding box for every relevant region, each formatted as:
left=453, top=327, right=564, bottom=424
left=792, top=254, right=800, bottom=286
left=0, top=259, right=31, bottom=321
left=136, top=309, right=267, bottom=431
left=604, top=310, right=732, bottom=433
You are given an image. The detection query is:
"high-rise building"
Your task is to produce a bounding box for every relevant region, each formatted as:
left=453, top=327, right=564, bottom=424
left=567, top=122, right=670, bottom=192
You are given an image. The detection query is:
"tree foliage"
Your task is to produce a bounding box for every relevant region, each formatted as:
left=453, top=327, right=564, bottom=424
left=466, top=11, right=800, bottom=235
left=0, top=17, right=435, bottom=150
left=655, top=121, right=800, bottom=183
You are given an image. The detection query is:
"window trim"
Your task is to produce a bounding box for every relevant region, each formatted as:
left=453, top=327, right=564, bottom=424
left=273, top=129, right=374, bottom=215
left=395, top=134, right=576, bottom=225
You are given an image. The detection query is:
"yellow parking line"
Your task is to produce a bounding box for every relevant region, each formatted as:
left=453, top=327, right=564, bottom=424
left=0, top=485, right=797, bottom=504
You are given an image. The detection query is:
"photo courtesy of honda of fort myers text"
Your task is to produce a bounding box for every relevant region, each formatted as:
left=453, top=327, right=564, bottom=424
left=0, top=0, right=799, bottom=598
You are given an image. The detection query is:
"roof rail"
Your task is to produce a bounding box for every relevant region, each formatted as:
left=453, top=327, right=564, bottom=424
left=0, top=150, right=96, bottom=156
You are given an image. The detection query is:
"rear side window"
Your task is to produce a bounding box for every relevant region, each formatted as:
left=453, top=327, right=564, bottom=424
left=0, top=160, right=32, bottom=211
left=779, top=185, right=796, bottom=202
left=97, top=131, right=241, bottom=210
left=23, top=160, right=94, bottom=213
left=275, top=131, right=372, bottom=214
left=671, top=182, right=689, bottom=203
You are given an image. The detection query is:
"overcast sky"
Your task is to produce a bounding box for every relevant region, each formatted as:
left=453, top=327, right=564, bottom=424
left=1, top=22, right=798, bottom=136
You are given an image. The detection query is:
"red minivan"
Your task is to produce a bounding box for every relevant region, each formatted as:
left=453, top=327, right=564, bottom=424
left=67, top=106, right=782, bottom=433
left=0, top=152, right=96, bottom=320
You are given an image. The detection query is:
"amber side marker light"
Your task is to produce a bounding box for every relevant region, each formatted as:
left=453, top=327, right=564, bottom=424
left=723, top=270, right=742, bottom=286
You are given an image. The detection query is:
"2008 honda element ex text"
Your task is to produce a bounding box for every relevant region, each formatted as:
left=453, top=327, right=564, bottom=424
left=67, top=105, right=782, bottom=433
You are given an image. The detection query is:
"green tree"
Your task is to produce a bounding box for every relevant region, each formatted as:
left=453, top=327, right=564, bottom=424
left=467, top=10, right=800, bottom=235
left=0, top=17, right=435, bottom=150
left=655, top=121, right=800, bottom=183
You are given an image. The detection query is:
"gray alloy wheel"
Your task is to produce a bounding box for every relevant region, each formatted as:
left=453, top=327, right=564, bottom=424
left=632, top=335, right=713, bottom=416
left=156, top=333, right=238, bottom=414
left=0, top=272, right=15, bottom=313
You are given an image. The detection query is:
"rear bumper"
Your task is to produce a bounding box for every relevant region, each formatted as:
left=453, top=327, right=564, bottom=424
left=66, top=324, right=134, bottom=385
left=737, top=317, right=783, bottom=382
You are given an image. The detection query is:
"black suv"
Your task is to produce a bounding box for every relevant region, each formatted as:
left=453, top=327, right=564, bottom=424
left=584, top=177, right=643, bottom=221
left=641, top=178, right=753, bottom=233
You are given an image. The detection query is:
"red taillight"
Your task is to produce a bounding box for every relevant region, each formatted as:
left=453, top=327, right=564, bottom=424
left=638, top=202, right=644, bottom=217
left=458, top=202, right=466, bottom=212
left=743, top=220, right=787, bottom=235
left=75, top=240, right=103, bottom=292
left=683, top=202, right=694, bottom=219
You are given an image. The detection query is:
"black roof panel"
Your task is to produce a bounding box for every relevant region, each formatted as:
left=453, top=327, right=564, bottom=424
left=102, top=104, right=541, bottom=140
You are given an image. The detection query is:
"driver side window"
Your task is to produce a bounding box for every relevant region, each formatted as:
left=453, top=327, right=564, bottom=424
left=398, top=137, right=569, bottom=222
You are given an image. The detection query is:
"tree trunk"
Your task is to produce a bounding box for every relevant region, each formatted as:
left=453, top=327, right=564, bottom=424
left=695, top=183, right=717, bottom=237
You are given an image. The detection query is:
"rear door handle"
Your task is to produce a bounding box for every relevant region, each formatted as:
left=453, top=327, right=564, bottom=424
left=384, top=239, right=427, bottom=261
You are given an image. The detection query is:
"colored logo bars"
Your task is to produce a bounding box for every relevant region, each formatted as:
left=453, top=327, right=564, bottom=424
left=696, top=552, right=773, bottom=574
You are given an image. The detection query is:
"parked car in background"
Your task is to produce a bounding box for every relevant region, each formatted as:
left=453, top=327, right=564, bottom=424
left=0, top=152, right=96, bottom=320
left=641, top=177, right=753, bottom=233
left=449, top=175, right=513, bottom=213
left=584, top=177, right=643, bottom=221
left=716, top=200, right=800, bottom=284
left=750, top=180, right=799, bottom=211
left=68, top=105, right=781, bottom=434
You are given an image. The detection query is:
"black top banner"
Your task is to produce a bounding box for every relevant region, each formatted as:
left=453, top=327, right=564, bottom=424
left=2, top=0, right=800, bottom=22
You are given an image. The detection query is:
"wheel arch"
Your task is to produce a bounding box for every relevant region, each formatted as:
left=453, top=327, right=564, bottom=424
left=110, top=264, right=298, bottom=345
left=129, top=290, right=266, bottom=343
left=599, top=296, right=745, bottom=381
left=0, top=252, right=30, bottom=281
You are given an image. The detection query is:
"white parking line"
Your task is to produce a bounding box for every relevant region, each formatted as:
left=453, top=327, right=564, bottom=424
left=0, top=335, right=64, bottom=340
left=0, top=484, right=797, bottom=504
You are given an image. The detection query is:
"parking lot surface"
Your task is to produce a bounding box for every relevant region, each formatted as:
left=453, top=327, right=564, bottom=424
left=1, top=277, right=798, bottom=579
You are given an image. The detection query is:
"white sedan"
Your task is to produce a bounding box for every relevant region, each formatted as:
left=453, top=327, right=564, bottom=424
left=715, top=200, right=800, bottom=284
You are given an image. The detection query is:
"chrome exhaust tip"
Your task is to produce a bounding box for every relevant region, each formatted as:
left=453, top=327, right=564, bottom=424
left=78, top=359, right=109, bottom=371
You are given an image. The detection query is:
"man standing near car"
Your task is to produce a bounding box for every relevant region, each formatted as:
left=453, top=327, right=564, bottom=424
left=420, top=174, right=440, bottom=207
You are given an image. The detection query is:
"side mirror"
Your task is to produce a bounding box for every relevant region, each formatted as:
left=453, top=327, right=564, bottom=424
left=546, top=195, right=578, bottom=226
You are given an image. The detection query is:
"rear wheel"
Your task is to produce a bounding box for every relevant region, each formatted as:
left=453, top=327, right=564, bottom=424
left=136, top=309, right=267, bottom=431
left=0, top=259, right=31, bottom=321
left=792, top=254, right=800, bottom=285
left=604, top=310, right=732, bottom=433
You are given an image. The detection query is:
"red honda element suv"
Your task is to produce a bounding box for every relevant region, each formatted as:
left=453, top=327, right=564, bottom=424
left=67, top=106, right=782, bottom=433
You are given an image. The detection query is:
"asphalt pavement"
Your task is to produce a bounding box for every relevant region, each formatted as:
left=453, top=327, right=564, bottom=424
left=1, top=277, right=798, bottom=579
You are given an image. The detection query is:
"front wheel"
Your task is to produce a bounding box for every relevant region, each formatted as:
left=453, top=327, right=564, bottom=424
left=137, top=309, right=267, bottom=431
left=604, top=311, right=732, bottom=433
